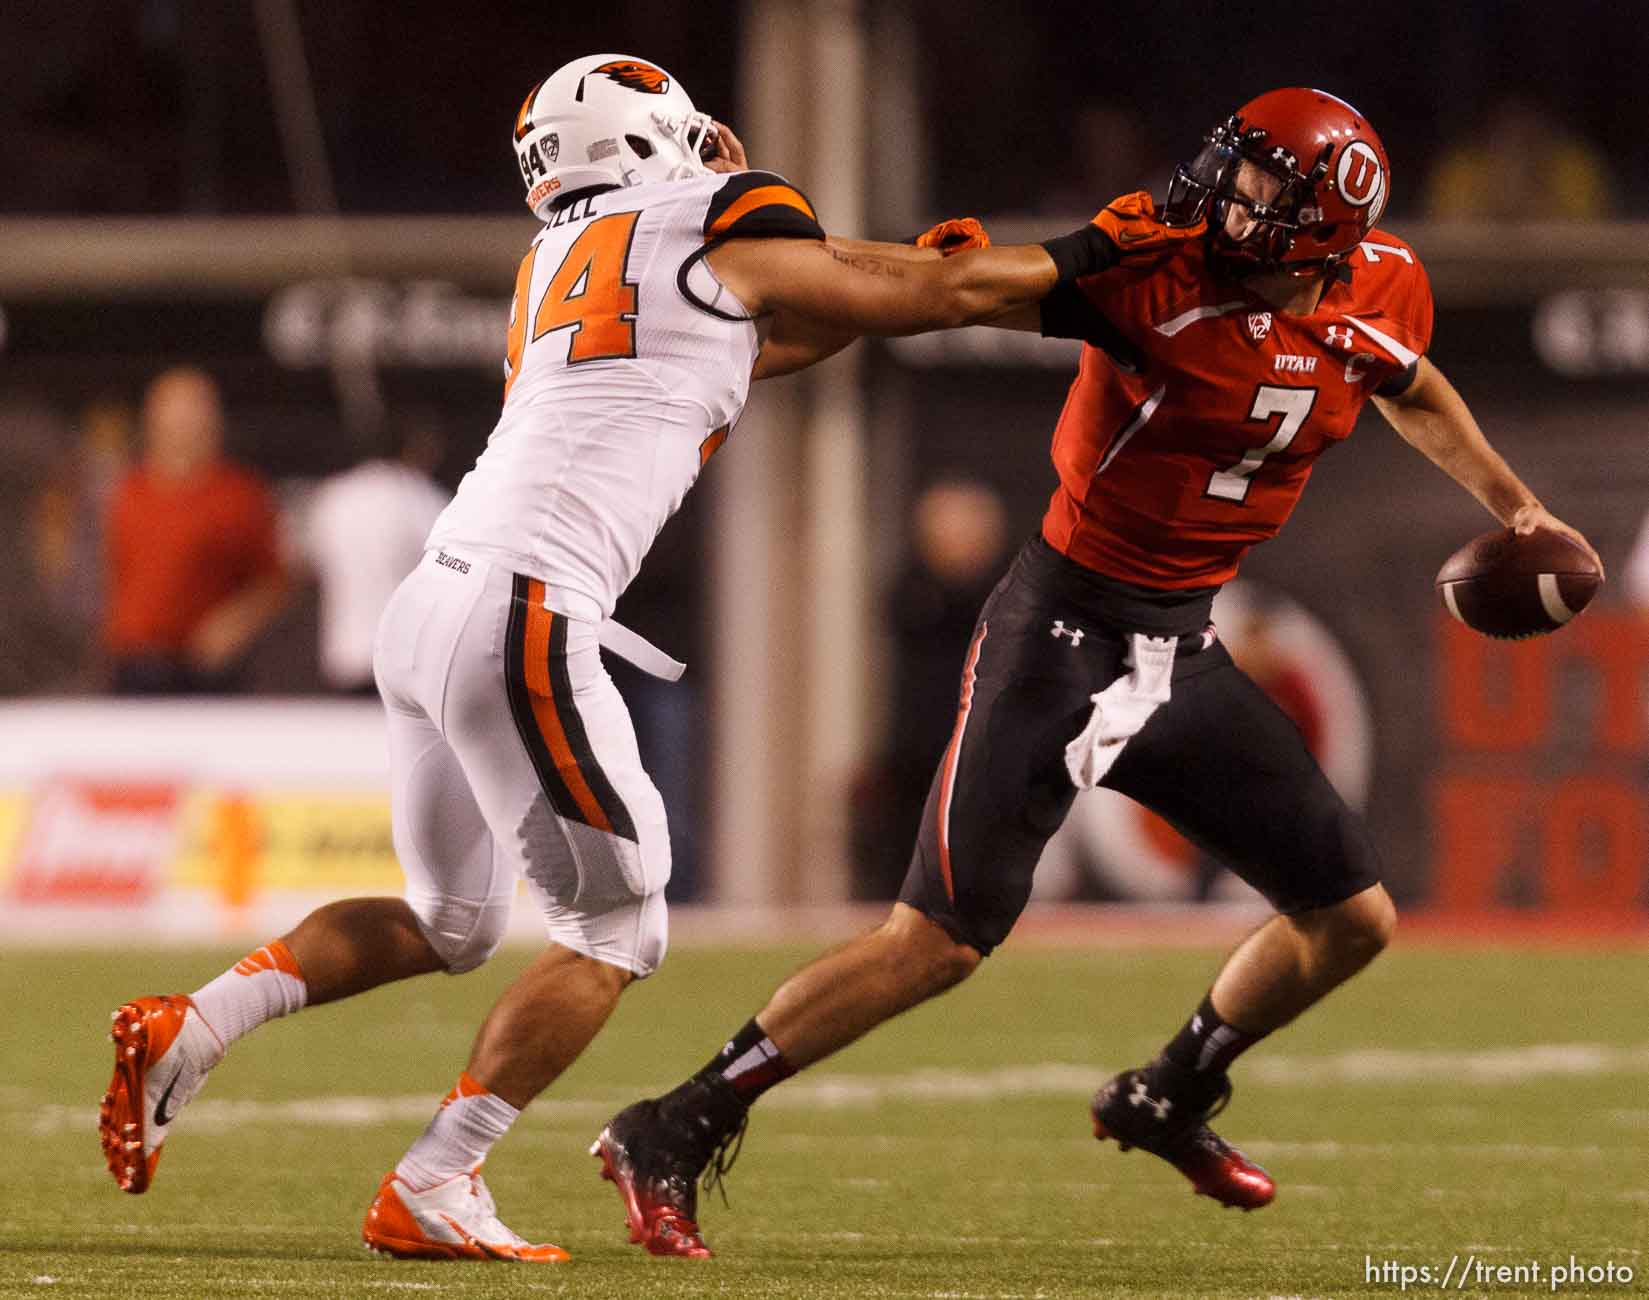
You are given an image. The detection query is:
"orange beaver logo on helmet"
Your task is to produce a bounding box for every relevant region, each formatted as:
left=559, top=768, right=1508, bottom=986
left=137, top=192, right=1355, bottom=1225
left=593, top=60, right=670, bottom=94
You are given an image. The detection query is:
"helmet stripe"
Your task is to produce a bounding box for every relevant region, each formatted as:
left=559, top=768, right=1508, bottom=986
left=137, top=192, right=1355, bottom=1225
left=514, top=80, right=544, bottom=142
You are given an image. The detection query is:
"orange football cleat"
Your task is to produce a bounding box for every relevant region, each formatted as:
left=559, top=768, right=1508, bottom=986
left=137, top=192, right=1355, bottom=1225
left=99, top=995, right=221, bottom=1194
left=362, top=1170, right=570, bottom=1262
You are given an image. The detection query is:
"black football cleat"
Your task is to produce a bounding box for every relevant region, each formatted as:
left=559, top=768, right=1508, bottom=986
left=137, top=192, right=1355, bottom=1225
left=590, top=1076, right=748, bottom=1258
left=1090, top=1066, right=1276, bottom=1210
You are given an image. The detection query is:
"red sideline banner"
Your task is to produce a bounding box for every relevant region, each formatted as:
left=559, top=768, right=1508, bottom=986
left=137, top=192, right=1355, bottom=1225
left=1428, top=613, right=1649, bottom=930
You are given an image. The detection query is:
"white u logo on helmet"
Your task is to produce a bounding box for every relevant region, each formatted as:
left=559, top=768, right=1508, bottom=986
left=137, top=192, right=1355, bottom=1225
left=1336, top=141, right=1384, bottom=208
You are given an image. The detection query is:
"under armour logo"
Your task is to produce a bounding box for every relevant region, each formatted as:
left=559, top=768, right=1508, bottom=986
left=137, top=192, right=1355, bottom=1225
left=1128, top=1079, right=1173, bottom=1121
left=1051, top=620, right=1085, bottom=646
left=1326, top=324, right=1354, bottom=348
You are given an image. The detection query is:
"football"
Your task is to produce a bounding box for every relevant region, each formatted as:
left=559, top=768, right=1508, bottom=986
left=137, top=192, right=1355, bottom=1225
left=1435, top=525, right=1602, bottom=638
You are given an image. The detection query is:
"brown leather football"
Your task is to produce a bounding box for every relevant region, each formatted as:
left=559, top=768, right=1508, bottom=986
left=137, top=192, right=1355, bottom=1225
left=1435, top=525, right=1601, bottom=639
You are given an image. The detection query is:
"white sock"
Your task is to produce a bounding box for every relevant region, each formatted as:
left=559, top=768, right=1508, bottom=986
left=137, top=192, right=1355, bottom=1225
left=189, top=940, right=308, bottom=1050
left=395, top=1073, right=520, bottom=1191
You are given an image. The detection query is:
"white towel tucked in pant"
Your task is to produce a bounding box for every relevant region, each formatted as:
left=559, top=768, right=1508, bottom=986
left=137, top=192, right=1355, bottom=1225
left=1063, top=633, right=1178, bottom=789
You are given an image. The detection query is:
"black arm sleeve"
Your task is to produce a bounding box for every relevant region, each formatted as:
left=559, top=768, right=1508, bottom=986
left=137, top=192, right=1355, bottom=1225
left=1376, top=359, right=1420, bottom=398
left=1039, top=224, right=1119, bottom=282
left=1039, top=283, right=1145, bottom=372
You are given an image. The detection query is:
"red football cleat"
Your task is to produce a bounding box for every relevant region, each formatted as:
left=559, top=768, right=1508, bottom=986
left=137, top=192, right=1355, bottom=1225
left=591, top=1103, right=714, bottom=1258
left=1091, top=1068, right=1276, bottom=1210
left=590, top=1079, right=749, bottom=1259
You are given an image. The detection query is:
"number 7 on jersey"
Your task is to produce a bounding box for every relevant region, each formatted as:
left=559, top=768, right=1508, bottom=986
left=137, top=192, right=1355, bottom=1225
left=1204, top=384, right=1318, bottom=504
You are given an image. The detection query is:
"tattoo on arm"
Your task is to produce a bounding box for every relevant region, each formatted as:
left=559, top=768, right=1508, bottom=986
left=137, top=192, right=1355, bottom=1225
left=825, top=245, right=906, bottom=277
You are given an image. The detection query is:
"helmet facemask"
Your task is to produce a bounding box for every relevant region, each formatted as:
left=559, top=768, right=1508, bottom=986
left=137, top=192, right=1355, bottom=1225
left=1164, top=115, right=1334, bottom=276
left=623, top=109, right=718, bottom=183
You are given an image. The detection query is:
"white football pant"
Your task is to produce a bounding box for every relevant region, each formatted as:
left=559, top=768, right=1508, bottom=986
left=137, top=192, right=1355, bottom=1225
left=373, top=549, right=670, bottom=976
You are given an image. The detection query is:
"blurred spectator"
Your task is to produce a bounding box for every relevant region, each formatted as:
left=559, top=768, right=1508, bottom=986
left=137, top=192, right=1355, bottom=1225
left=104, top=367, right=289, bottom=694
left=855, top=479, right=1008, bottom=897
left=301, top=418, right=450, bottom=694
left=31, top=398, right=134, bottom=630
left=1425, top=96, right=1616, bottom=222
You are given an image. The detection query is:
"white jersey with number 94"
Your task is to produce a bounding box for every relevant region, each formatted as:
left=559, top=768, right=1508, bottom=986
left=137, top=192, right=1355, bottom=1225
left=427, top=169, right=825, bottom=622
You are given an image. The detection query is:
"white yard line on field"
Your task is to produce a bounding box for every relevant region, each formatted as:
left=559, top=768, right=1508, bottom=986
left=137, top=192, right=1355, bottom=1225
left=22, top=1043, right=1649, bottom=1135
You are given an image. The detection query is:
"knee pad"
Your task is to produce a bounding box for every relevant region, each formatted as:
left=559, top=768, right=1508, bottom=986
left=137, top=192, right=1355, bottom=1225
left=542, top=889, right=668, bottom=979
left=406, top=889, right=512, bottom=974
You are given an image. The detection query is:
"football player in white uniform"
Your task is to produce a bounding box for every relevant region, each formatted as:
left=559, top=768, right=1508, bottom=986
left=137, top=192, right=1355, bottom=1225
left=98, top=52, right=1132, bottom=1260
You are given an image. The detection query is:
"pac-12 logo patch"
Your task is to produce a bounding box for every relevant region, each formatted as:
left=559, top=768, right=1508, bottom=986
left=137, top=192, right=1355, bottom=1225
left=1246, top=311, right=1273, bottom=343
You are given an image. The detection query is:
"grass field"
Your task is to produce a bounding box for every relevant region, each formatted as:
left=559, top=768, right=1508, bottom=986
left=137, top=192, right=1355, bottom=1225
left=3, top=938, right=1646, bottom=1299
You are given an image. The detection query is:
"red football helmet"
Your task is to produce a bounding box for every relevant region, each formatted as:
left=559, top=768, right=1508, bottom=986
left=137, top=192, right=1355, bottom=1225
left=1162, top=88, right=1390, bottom=274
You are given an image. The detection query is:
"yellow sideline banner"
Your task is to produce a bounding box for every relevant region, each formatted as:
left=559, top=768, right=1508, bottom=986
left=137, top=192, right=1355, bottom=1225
left=0, top=699, right=405, bottom=937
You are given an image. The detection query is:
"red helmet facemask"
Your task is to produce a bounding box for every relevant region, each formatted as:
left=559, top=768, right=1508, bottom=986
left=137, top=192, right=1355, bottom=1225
left=1162, top=88, right=1390, bottom=277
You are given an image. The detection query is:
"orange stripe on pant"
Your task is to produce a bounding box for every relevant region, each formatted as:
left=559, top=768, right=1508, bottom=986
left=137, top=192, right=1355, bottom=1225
left=935, top=622, right=988, bottom=903
left=520, top=581, right=614, bottom=834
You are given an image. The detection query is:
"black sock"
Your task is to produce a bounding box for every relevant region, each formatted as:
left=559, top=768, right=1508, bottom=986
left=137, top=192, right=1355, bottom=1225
left=694, top=1018, right=796, bottom=1105
left=1161, top=991, right=1267, bottom=1076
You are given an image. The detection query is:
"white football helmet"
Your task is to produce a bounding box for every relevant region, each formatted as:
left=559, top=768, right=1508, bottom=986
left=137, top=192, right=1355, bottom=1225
left=513, top=54, right=716, bottom=219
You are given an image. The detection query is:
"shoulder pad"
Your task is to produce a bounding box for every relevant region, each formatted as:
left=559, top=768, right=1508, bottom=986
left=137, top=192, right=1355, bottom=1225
left=1343, top=230, right=1435, bottom=364
left=704, top=171, right=825, bottom=242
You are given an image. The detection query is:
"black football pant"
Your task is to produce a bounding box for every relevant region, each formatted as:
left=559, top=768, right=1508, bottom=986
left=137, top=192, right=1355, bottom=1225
left=899, top=538, right=1381, bottom=956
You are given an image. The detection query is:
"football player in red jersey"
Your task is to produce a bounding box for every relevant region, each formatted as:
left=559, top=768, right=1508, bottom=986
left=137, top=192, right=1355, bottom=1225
left=593, top=90, right=1603, bottom=1254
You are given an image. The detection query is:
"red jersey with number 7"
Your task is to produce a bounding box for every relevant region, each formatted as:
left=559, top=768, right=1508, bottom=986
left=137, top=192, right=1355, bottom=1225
left=1041, top=205, right=1434, bottom=589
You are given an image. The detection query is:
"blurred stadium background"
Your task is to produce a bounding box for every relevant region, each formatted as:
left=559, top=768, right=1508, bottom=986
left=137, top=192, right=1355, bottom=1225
left=3, top=4, right=1647, bottom=1297
left=1, top=0, right=1644, bottom=936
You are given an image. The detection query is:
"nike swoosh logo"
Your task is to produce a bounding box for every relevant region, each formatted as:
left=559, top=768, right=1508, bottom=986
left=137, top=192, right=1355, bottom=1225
left=154, top=1069, right=185, bottom=1127
left=1116, top=229, right=1156, bottom=243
